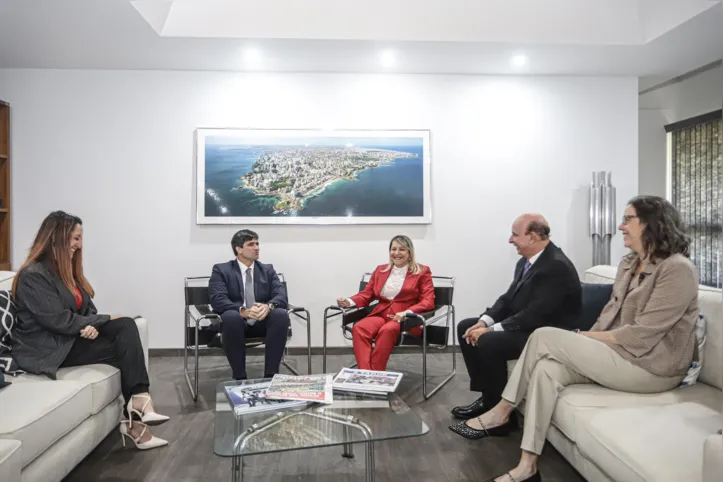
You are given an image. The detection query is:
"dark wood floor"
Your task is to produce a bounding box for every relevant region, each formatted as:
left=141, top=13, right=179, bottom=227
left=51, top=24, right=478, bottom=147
left=64, top=353, right=585, bottom=482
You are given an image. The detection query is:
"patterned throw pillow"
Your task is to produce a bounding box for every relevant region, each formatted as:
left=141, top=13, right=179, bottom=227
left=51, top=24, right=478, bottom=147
left=0, top=289, right=22, bottom=376
left=680, top=314, right=706, bottom=387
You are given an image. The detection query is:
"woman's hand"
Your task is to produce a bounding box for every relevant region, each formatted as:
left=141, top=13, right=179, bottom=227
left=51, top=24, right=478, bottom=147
left=80, top=325, right=99, bottom=340
left=389, top=311, right=408, bottom=323
left=580, top=330, right=617, bottom=344
left=337, top=297, right=352, bottom=308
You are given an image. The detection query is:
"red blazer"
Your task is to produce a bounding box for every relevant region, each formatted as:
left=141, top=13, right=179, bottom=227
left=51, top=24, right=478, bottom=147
left=351, top=264, right=436, bottom=326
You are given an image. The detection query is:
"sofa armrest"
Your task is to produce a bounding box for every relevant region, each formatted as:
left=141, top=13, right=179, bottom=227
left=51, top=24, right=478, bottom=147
left=133, top=316, right=149, bottom=371
left=0, top=439, right=22, bottom=482
left=703, top=432, right=723, bottom=482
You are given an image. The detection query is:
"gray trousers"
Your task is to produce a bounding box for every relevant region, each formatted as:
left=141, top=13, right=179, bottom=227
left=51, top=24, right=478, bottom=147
left=502, top=327, right=683, bottom=454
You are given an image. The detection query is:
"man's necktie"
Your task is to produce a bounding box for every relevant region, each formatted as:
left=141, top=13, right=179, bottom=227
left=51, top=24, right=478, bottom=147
left=523, top=259, right=532, bottom=275
left=245, top=269, right=256, bottom=326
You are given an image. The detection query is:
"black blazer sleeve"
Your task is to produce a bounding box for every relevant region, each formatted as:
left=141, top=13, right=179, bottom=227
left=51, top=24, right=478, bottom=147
left=265, top=264, right=288, bottom=309
left=15, top=269, right=110, bottom=336
left=482, top=259, right=525, bottom=321
left=209, top=263, right=243, bottom=314
left=498, top=259, right=578, bottom=332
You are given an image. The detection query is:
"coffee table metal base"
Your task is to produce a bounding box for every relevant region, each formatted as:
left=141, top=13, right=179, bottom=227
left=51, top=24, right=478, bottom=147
left=229, top=409, right=376, bottom=482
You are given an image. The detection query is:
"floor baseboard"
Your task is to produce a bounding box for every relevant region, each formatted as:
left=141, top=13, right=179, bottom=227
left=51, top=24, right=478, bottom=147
left=149, top=345, right=457, bottom=358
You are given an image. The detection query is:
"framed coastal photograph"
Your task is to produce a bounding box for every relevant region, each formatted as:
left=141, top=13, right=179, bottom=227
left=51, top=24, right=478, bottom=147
left=195, top=128, right=431, bottom=225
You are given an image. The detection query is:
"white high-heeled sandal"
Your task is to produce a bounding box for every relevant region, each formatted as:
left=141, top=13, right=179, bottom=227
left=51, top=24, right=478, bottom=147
left=126, top=394, right=170, bottom=427
left=119, top=420, right=168, bottom=450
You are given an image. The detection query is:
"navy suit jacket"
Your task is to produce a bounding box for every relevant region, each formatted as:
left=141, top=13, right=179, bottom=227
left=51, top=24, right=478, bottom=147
left=208, top=260, right=288, bottom=314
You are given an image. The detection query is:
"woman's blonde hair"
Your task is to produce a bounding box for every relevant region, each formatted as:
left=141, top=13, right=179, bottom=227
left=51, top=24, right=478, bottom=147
left=382, top=235, right=422, bottom=275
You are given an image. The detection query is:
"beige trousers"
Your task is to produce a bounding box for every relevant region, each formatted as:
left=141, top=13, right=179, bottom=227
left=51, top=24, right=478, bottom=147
left=502, top=327, right=683, bottom=455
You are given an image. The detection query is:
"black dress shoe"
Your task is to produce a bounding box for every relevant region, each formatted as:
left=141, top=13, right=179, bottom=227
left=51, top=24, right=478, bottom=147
left=451, top=397, right=487, bottom=419
left=484, top=471, right=541, bottom=482
left=448, top=417, right=514, bottom=440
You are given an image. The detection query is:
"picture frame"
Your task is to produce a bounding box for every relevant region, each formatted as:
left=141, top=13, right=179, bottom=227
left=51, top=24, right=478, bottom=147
left=195, top=128, right=431, bottom=225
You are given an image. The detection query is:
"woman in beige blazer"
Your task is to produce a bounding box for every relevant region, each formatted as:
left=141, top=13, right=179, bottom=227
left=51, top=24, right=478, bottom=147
left=450, top=195, right=699, bottom=482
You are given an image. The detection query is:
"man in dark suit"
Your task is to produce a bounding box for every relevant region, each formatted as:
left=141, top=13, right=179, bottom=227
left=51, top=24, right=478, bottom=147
left=209, top=229, right=290, bottom=380
left=451, top=214, right=581, bottom=419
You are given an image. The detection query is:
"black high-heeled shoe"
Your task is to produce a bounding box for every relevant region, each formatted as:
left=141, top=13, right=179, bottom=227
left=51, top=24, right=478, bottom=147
left=484, top=470, right=541, bottom=482
left=448, top=416, right=514, bottom=440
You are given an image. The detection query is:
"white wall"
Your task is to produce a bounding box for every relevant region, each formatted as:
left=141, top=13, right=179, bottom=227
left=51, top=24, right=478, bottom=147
left=0, top=69, right=638, bottom=348
left=638, top=64, right=723, bottom=197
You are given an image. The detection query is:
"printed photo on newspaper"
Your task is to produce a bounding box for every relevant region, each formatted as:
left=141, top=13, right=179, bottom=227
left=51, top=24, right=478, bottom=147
left=224, top=382, right=308, bottom=416
left=265, top=374, right=334, bottom=404
left=332, top=368, right=403, bottom=394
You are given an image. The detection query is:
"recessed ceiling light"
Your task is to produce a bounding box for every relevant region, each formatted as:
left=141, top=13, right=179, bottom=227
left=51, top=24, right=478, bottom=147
left=380, top=50, right=396, bottom=68
left=511, top=54, right=528, bottom=67
left=244, top=48, right=262, bottom=67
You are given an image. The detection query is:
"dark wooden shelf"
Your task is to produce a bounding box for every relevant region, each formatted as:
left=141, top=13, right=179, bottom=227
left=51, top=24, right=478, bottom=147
left=0, top=154, right=7, bottom=160
left=0, top=209, right=8, bottom=213
left=0, top=262, right=10, bottom=271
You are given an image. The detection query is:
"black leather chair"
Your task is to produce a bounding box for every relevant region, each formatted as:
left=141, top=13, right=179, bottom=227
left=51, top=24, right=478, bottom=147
left=183, top=273, right=311, bottom=402
left=322, top=274, right=456, bottom=400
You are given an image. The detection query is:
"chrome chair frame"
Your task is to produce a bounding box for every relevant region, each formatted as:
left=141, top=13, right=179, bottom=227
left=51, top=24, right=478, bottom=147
left=183, top=273, right=312, bottom=401
left=322, top=274, right=456, bottom=400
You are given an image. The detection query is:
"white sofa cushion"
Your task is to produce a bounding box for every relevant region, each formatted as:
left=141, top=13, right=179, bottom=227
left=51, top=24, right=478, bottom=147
left=56, top=365, right=121, bottom=415
left=0, top=439, right=21, bottom=482
left=0, top=380, right=91, bottom=468
left=11, top=366, right=120, bottom=415
left=577, top=402, right=723, bottom=482
left=550, top=382, right=722, bottom=443
left=704, top=432, right=723, bottom=482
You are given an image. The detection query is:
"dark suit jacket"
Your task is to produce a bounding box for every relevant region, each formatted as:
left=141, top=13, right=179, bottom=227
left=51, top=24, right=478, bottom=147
left=483, top=242, right=581, bottom=333
left=208, top=260, right=288, bottom=315
left=12, top=260, right=110, bottom=379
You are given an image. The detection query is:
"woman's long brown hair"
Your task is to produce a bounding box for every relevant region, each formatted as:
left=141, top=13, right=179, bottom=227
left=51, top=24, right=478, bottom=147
left=12, top=211, right=95, bottom=297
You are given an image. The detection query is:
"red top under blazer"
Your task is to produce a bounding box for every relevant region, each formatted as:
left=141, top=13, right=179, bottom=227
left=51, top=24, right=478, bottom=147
left=350, top=264, right=436, bottom=335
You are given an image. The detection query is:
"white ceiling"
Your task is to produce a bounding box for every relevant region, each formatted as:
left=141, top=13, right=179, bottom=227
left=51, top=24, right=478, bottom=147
left=0, top=0, right=721, bottom=89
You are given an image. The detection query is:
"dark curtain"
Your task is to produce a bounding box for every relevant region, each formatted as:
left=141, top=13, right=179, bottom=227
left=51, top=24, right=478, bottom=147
left=671, top=116, right=722, bottom=287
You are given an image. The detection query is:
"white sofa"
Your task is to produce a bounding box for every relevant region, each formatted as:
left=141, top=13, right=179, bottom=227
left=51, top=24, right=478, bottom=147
left=523, top=265, right=723, bottom=482
left=0, top=271, right=149, bottom=482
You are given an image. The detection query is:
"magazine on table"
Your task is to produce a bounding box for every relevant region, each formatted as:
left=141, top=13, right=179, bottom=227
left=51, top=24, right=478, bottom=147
left=265, top=374, right=334, bottom=404
left=224, top=382, right=308, bottom=416
left=332, top=368, right=403, bottom=394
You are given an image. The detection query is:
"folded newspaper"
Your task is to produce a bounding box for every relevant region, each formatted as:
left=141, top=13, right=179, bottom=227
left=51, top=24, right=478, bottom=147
left=332, top=368, right=403, bottom=394
left=265, top=374, right=334, bottom=404
left=224, top=382, right=308, bottom=416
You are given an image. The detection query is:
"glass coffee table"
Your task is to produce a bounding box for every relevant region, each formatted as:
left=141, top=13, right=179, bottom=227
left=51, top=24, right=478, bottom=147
left=214, top=378, right=430, bottom=482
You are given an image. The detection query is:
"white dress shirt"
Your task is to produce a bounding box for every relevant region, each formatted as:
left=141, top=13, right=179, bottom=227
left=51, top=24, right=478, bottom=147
left=481, top=247, right=545, bottom=332
left=347, top=265, right=415, bottom=314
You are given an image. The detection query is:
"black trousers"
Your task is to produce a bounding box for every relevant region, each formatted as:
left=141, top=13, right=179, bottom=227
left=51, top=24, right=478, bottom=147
left=220, top=308, right=290, bottom=380
left=457, top=317, right=529, bottom=408
left=61, top=317, right=150, bottom=406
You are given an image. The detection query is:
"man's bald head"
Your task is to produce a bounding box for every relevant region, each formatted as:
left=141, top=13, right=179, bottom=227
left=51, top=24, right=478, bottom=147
left=510, top=213, right=551, bottom=258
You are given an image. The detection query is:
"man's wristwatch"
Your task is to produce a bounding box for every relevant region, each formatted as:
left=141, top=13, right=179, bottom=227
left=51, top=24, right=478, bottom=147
left=268, top=303, right=277, bottom=311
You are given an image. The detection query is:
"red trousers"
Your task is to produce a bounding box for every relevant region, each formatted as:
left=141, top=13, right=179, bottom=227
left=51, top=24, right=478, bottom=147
left=352, top=315, right=401, bottom=371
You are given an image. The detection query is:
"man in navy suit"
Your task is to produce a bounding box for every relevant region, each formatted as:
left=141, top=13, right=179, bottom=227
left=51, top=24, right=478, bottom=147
left=209, top=229, right=290, bottom=380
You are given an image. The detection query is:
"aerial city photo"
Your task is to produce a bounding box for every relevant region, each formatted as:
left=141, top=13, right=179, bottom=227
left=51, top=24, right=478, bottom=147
left=201, top=133, right=427, bottom=219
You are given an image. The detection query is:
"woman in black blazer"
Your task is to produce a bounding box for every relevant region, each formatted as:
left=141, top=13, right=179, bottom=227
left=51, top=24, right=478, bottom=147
left=12, top=211, right=168, bottom=450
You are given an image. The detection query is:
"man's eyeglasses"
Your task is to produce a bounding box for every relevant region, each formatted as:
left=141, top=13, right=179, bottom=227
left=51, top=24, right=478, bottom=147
left=621, top=215, right=638, bottom=225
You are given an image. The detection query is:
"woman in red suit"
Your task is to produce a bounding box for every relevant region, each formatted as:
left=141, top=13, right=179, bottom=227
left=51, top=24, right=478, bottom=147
left=337, top=235, right=435, bottom=371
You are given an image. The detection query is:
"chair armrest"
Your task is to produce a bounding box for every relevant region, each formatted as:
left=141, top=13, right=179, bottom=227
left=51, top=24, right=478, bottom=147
left=287, top=303, right=306, bottom=313
left=703, top=432, right=723, bottom=482
left=133, top=316, right=149, bottom=371
left=0, top=439, right=22, bottom=482
left=402, top=309, right=438, bottom=332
